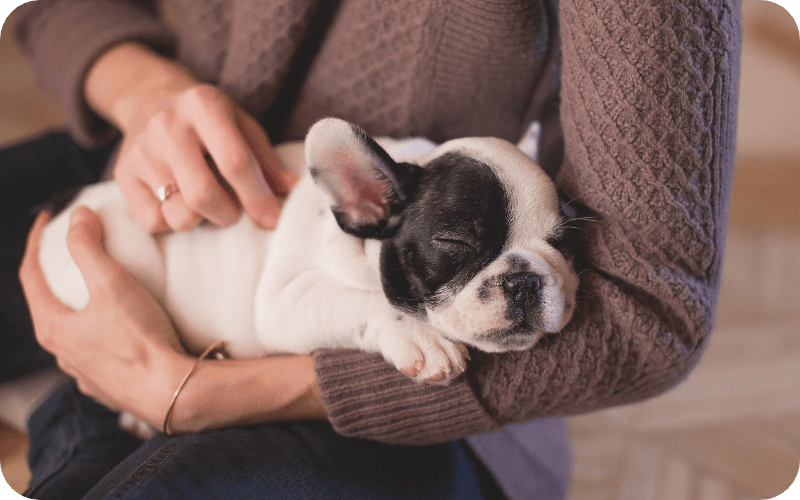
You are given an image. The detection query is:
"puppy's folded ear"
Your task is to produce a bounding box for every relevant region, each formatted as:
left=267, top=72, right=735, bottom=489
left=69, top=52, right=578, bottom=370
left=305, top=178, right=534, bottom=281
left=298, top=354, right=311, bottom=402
left=305, top=118, right=423, bottom=239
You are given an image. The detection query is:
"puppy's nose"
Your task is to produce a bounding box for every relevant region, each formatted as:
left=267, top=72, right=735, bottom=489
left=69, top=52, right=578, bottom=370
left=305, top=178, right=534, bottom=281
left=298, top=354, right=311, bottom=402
left=501, top=272, right=541, bottom=308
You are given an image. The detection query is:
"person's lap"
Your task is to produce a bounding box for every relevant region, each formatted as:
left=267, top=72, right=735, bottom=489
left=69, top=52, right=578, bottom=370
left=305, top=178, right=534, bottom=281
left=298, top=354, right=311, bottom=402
left=26, top=381, right=488, bottom=500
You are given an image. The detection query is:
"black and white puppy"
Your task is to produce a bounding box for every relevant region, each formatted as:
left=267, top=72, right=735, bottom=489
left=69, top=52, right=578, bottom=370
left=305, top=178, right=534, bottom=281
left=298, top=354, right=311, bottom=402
left=39, top=118, right=578, bottom=385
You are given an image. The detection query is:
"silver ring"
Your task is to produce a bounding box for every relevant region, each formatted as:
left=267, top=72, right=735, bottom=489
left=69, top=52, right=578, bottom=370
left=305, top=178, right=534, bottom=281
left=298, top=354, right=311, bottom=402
left=156, top=183, right=178, bottom=203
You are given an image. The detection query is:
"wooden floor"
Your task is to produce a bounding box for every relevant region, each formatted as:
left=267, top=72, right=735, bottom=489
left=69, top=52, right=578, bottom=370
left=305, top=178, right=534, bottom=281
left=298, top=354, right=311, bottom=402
left=568, top=226, right=800, bottom=500
left=2, top=1, right=800, bottom=498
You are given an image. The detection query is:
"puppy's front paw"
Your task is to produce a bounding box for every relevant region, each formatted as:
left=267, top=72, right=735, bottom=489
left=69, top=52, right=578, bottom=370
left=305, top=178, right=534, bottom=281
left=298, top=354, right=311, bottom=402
left=379, top=319, right=469, bottom=385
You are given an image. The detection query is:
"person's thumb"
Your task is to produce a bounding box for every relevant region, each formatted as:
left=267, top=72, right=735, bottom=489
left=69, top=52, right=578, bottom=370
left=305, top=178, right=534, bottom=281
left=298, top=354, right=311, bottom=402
left=66, top=207, right=124, bottom=296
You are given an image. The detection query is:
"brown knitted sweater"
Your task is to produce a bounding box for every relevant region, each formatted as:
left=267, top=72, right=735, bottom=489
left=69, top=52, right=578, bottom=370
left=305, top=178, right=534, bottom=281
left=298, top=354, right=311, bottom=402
left=14, top=0, right=741, bottom=445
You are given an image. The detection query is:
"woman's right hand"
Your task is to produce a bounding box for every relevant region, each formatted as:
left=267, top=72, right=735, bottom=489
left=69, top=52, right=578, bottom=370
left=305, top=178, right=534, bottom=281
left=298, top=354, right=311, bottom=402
left=86, top=42, right=298, bottom=233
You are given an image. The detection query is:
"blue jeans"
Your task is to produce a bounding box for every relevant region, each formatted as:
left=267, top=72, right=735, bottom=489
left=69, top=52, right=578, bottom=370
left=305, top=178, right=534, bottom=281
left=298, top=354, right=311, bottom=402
left=2, top=133, right=500, bottom=499
left=25, top=382, right=494, bottom=500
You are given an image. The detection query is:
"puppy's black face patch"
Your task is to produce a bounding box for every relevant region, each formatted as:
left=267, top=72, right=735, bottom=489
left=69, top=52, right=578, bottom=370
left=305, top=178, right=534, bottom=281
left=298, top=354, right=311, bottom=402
left=380, top=152, right=510, bottom=313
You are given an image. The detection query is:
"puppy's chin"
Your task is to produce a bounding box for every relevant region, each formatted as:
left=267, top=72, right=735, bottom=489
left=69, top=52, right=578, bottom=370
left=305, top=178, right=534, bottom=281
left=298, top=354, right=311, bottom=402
left=466, top=329, right=545, bottom=353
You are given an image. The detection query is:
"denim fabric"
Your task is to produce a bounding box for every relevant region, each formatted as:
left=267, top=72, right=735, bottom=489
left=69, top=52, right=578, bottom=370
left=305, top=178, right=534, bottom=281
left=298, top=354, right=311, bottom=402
left=26, top=382, right=490, bottom=500
left=25, top=382, right=144, bottom=500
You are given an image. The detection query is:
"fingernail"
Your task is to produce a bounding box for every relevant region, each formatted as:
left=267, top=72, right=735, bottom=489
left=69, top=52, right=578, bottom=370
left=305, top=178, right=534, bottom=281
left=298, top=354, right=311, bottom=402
left=259, top=196, right=281, bottom=226
left=281, top=171, right=300, bottom=194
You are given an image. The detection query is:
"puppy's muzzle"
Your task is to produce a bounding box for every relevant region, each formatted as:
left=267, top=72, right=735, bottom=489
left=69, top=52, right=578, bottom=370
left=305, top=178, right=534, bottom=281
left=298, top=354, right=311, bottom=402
left=502, top=271, right=542, bottom=327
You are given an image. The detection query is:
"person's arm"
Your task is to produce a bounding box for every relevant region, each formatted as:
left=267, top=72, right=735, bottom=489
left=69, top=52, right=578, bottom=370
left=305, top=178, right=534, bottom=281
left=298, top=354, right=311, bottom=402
left=84, top=41, right=296, bottom=233
left=14, top=4, right=296, bottom=232
left=19, top=209, right=325, bottom=433
left=312, top=0, right=742, bottom=445
left=166, top=354, right=326, bottom=433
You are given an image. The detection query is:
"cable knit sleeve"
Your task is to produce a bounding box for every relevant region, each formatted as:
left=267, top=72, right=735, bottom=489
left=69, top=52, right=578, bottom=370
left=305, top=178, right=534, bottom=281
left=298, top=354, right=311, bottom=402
left=314, top=0, right=741, bottom=445
left=12, top=0, right=174, bottom=148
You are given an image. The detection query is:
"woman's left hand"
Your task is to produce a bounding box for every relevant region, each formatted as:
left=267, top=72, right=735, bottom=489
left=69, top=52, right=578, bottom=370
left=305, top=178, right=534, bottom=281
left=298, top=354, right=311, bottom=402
left=19, top=208, right=326, bottom=433
left=19, top=208, right=194, bottom=428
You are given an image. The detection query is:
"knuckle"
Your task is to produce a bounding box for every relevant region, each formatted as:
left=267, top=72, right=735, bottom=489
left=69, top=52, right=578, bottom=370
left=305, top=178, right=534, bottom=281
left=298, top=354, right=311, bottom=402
left=55, top=358, right=70, bottom=374
left=218, top=148, right=251, bottom=178
left=171, top=213, right=202, bottom=232
left=183, top=182, right=217, bottom=210
left=182, top=83, right=222, bottom=109
left=139, top=209, right=165, bottom=233
left=37, top=326, right=58, bottom=351
left=75, top=380, right=91, bottom=396
left=146, top=110, right=174, bottom=135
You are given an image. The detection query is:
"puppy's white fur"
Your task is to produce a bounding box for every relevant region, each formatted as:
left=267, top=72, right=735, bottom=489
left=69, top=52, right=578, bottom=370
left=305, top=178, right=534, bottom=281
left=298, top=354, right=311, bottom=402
left=39, top=118, right=577, bottom=410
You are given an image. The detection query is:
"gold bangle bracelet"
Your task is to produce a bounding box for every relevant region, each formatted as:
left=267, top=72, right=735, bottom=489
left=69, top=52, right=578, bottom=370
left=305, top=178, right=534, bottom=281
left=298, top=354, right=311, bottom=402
left=163, top=340, right=226, bottom=436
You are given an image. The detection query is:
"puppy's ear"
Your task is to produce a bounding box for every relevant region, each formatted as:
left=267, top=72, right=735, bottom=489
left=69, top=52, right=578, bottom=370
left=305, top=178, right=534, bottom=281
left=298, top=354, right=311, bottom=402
left=305, top=118, right=423, bottom=239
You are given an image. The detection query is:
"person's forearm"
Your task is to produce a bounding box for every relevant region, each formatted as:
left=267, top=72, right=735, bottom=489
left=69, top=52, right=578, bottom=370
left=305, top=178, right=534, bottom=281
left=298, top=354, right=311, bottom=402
left=166, top=354, right=327, bottom=433
left=84, top=41, right=197, bottom=133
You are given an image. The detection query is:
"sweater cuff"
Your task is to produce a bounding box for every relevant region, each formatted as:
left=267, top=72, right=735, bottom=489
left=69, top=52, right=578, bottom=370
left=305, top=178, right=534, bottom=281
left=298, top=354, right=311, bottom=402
left=17, top=1, right=174, bottom=148
left=314, top=349, right=498, bottom=445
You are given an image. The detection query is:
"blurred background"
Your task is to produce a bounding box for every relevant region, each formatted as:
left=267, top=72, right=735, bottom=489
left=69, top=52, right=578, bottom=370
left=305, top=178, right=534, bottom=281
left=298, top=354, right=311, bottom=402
left=1, top=1, right=799, bottom=498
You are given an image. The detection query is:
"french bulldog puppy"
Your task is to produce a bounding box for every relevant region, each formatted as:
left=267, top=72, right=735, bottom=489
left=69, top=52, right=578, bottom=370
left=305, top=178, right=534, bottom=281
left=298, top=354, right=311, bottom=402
left=38, top=118, right=579, bottom=388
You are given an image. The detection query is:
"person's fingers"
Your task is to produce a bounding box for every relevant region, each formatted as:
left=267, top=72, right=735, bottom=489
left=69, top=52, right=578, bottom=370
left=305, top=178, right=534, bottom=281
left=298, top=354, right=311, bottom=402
left=187, top=89, right=281, bottom=228
left=19, top=212, right=73, bottom=317
left=65, top=207, right=130, bottom=299
left=115, top=166, right=169, bottom=233
left=235, top=107, right=298, bottom=196
left=156, top=124, right=239, bottom=228
left=159, top=190, right=206, bottom=231
left=277, top=169, right=301, bottom=193
left=125, top=140, right=208, bottom=232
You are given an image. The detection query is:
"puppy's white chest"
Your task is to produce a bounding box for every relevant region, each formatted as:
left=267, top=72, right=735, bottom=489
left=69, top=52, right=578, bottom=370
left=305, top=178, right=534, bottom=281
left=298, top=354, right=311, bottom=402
left=251, top=175, right=383, bottom=353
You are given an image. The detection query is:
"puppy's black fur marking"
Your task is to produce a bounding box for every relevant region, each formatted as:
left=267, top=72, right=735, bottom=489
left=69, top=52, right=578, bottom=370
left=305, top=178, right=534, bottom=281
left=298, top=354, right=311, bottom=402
left=505, top=254, right=531, bottom=273
left=477, top=278, right=494, bottom=302
left=380, top=152, right=510, bottom=312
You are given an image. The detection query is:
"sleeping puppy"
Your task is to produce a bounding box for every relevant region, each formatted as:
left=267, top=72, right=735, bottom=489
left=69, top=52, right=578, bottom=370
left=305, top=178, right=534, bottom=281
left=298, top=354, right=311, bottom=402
left=38, top=118, right=579, bottom=388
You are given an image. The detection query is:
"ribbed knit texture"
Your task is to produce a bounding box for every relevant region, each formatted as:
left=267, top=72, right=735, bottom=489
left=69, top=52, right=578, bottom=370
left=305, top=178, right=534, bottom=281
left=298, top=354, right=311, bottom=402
left=13, top=0, right=741, bottom=446
left=314, top=350, right=497, bottom=445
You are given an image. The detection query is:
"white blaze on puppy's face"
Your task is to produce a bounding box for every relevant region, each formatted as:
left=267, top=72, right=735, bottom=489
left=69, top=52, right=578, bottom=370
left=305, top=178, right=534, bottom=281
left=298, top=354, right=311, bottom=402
left=427, top=246, right=578, bottom=352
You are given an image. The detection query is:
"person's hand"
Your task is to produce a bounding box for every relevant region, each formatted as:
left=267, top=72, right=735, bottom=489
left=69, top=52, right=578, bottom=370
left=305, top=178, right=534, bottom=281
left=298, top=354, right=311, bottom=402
left=19, top=208, right=194, bottom=427
left=20, top=208, right=326, bottom=432
left=86, top=42, right=298, bottom=233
